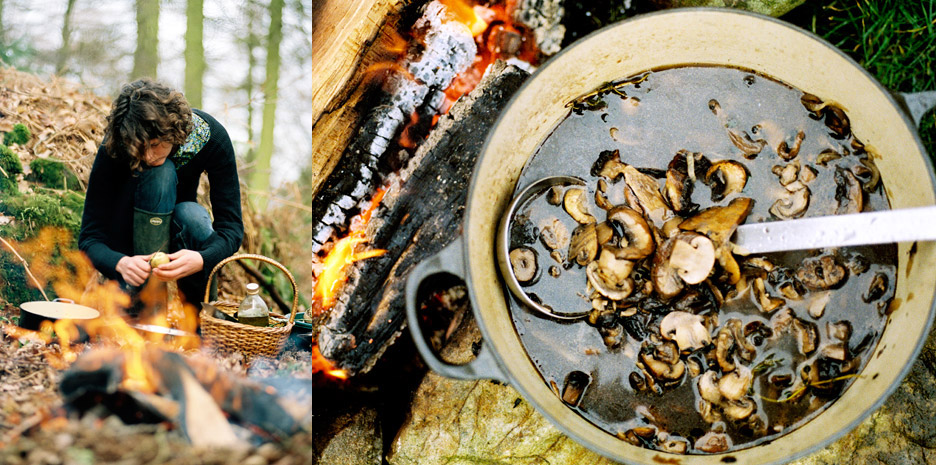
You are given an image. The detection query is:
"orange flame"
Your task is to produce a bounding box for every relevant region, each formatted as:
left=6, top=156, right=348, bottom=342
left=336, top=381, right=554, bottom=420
left=312, top=189, right=388, bottom=315
left=1, top=227, right=200, bottom=393
left=439, top=0, right=489, bottom=36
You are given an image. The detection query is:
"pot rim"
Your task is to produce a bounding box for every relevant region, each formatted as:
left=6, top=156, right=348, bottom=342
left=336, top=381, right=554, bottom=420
left=465, top=7, right=936, bottom=464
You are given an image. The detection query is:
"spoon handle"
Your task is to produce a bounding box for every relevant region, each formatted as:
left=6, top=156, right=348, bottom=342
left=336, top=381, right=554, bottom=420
left=732, top=205, right=936, bottom=255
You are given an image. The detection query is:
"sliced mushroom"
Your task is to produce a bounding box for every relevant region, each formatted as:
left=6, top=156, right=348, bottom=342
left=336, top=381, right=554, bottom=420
left=727, top=128, right=767, bottom=159
left=792, top=317, right=818, bottom=355
left=564, top=188, right=597, bottom=224
left=824, top=104, right=851, bottom=139
left=605, top=206, right=655, bottom=260
left=679, top=197, right=754, bottom=285
left=595, top=179, right=614, bottom=210
left=816, top=149, right=842, bottom=166
left=509, top=248, right=538, bottom=284
left=863, top=272, right=889, bottom=302
left=595, top=221, right=615, bottom=246
left=591, top=149, right=628, bottom=181
left=722, top=397, right=756, bottom=421
left=705, top=160, right=748, bottom=202
left=777, top=130, right=805, bottom=161
left=727, top=319, right=756, bottom=362
left=800, top=165, right=818, bottom=183
left=772, top=161, right=800, bottom=187
left=801, top=93, right=826, bottom=115
left=698, top=371, right=723, bottom=404
left=778, top=282, right=804, bottom=301
left=753, top=277, right=785, bottom=313
left=668, top=232, right=716, bottom=285
left=821, top=343, right=848, bottom=361
left=640, top=348, right=686, bottom=381
left=624, top=165, right=672, bottom=227
left=855, top=156, right=881, bottom=191
left=834, top=167, right=864, bottom=214
left=587, top=249, right=636, bottom=300
left=655, top=341, right=681, bottom=365
left=796, top=255, right=846, bottom=291
left=539, top=217, right=569, bottom=250
left=698, top=399, right=723, bottom=424
left=808, top=291, right=832, bottom=319
left=569, top=222, right=599, bottom=266
left=659, top=437, right=689, bottom=455
left=718, top=366, right=753, bottom=401
left=664, top=151, right=702, bottom=214
left=770, top=186, right=810, bottom=219
left=695, top=431, right=732, bottom=454
left=651, top=237, right=685, bottom=300
left=715, top=327, right=736, bottom=373
left=546, top=186, right=563, bottom=205
left=660, top=311, right=712, bottom=352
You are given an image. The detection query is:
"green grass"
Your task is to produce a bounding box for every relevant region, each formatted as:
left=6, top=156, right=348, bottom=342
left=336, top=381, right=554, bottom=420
left=788, top=0, right=936, bottom=162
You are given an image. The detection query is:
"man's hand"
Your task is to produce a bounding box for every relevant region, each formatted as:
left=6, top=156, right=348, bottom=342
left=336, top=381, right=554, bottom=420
left=116, top=255, right=152, bottom=287
left=151, top=249, right=204, bottom=281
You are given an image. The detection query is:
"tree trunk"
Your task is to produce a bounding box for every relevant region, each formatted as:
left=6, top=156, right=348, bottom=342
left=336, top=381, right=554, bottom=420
left=132, top=0, right=160, bottom=80
left=243, top=0, right=261, bottom=165
left=55, top=0, right=77, bottom=75
left=184, top=0, right=205, bottom=108
left=247, top=0, right=285, bottom=210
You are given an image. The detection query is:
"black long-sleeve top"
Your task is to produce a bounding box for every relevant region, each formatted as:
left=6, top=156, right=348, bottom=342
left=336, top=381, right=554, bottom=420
left=78, top=109, right=244, bottom=301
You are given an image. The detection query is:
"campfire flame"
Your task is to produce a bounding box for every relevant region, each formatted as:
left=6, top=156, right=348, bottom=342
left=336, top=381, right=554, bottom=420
left=1, top=227, right=200, bottom=391
left=312, top=188, right=388, bottom=314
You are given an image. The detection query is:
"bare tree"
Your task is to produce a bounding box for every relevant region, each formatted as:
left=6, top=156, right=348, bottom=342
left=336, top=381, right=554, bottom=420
left=132, top=0, right=160, bottom=79
left=242, top=0, right=262, bottom=164
left=56, top=0, right=78, bottom=75
left=184, top=0, right=204, bottom=108
left=248, top=0, right=285, bottom=210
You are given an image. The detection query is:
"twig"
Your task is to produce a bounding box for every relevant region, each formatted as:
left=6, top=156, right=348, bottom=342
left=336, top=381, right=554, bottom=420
left=0, top=237, right=50, bottom=301
left=236, top=260, right=293, bottom=316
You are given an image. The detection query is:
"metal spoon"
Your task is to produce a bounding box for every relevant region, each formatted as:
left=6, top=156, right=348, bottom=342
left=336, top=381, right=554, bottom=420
left=497, top=175, right=936, bottom=320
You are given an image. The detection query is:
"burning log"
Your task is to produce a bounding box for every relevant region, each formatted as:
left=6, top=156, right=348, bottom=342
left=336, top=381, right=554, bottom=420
left=315, top=61, right=530, bottom=374
left=59, top=347, right=310, bottom=444
left=307, top=1, right=478, bottom=254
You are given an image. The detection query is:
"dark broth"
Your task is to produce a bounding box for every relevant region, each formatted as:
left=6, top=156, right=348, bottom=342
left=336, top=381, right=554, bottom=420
left=507, top=66, right=896, bottom=453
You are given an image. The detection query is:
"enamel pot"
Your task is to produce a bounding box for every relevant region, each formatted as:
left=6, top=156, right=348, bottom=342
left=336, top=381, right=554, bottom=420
left=19, top=298, right=100, bottom=332
left=405, top=8, right=936, bottom=465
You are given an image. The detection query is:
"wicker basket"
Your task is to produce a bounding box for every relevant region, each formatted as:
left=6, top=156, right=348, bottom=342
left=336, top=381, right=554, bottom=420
left=199, top=253, right=298, bottom=360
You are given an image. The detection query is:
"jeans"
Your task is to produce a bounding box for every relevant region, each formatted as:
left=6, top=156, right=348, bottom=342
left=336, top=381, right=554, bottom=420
left=136, top=159, right=214, bottom=252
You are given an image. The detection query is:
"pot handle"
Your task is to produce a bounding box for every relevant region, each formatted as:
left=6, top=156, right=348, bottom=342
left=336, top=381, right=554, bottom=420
left=895, top=91, right=936, bottom=129
left=405, top=237, right=509, bottom=383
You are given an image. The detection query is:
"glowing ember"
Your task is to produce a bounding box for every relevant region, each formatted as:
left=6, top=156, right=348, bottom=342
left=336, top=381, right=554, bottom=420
left=312, top=189, right=388, bottom=314
left=439, top=0, right=489, bottom=36
left=311, top=345, right=348, bottom=380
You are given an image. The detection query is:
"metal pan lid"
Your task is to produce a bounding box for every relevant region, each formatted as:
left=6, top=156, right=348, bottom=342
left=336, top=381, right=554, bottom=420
left=20, top=300, right=100, bottom=320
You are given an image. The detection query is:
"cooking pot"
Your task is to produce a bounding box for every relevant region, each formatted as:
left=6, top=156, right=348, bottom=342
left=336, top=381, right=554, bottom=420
left=19, top=298, right=100, bottom=332
left=405, top=8, right=936, bottom=465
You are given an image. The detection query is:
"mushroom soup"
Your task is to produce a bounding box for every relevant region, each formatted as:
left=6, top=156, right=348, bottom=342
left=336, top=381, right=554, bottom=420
left=506, top=66, right=896, bottom=454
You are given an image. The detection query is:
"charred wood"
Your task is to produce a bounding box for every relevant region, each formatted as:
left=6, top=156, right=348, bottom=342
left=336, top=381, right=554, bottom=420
left=308, top=1, right=477, bottom=254
left=316, top=61, right=530, bottom=374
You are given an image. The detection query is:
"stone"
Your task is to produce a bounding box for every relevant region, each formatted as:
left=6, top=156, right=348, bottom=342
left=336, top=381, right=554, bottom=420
left=652, top=0, right=805, bottom=17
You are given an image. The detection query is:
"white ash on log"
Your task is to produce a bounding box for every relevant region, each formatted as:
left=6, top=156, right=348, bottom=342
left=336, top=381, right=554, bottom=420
left=308, top=0, right=477, bottom=254
left=315, top=61, right=530, bottom=374
left=511, top=0, right=566, bottom=56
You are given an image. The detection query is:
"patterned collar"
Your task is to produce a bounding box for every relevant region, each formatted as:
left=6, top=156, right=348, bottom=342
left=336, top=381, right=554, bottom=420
left=171, top=112, right=210, bottom=169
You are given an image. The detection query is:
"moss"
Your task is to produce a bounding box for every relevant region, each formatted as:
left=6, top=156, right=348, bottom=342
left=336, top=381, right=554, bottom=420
left=28, top=158, right=81, bottom=190
left=0, top=253, right=48, bottom=305
left=0, top=193, right=81, bottom=241
left=3, top=123, right=32, bottom=146
left=0, top=144, right=23, bottom=177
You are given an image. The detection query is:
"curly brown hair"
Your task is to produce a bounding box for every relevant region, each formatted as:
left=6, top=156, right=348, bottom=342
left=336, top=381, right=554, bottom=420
left=104, top=79, right=193, bottom=170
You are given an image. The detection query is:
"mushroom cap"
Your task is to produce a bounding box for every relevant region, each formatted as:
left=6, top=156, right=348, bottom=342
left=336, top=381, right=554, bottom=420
left=669, top=233, right=716, bottom=285
left=509, top=247, right=538, bottom=284
left=718, top=366, right=753, bottom=401
left=770, top=186, right=810, bottom=219
left=660, top=311, right=712, bottom=352
left=605, top=206, right=655, bottom=260
left=706, top=160, right=749, bottom=201
left=569, top=222, right=599, bottom=266
left=679, top=197, right=753, bottom=245
left=564, top=187, right=597, bottom=224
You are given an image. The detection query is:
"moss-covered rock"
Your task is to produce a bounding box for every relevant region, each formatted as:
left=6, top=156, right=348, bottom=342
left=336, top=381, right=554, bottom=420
left=651, top=0, right=805, bottom=17
left=0, top=144, right=23, bottom=176
left=0, top=192, right=82, bottom=241
left=3, top=123, right=32, bottom=146
left=28, top=158, right=81, bottom=190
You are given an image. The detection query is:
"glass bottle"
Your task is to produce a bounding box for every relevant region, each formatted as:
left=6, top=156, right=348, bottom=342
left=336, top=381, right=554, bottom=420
left=237, top=282, right=269, bottom=327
